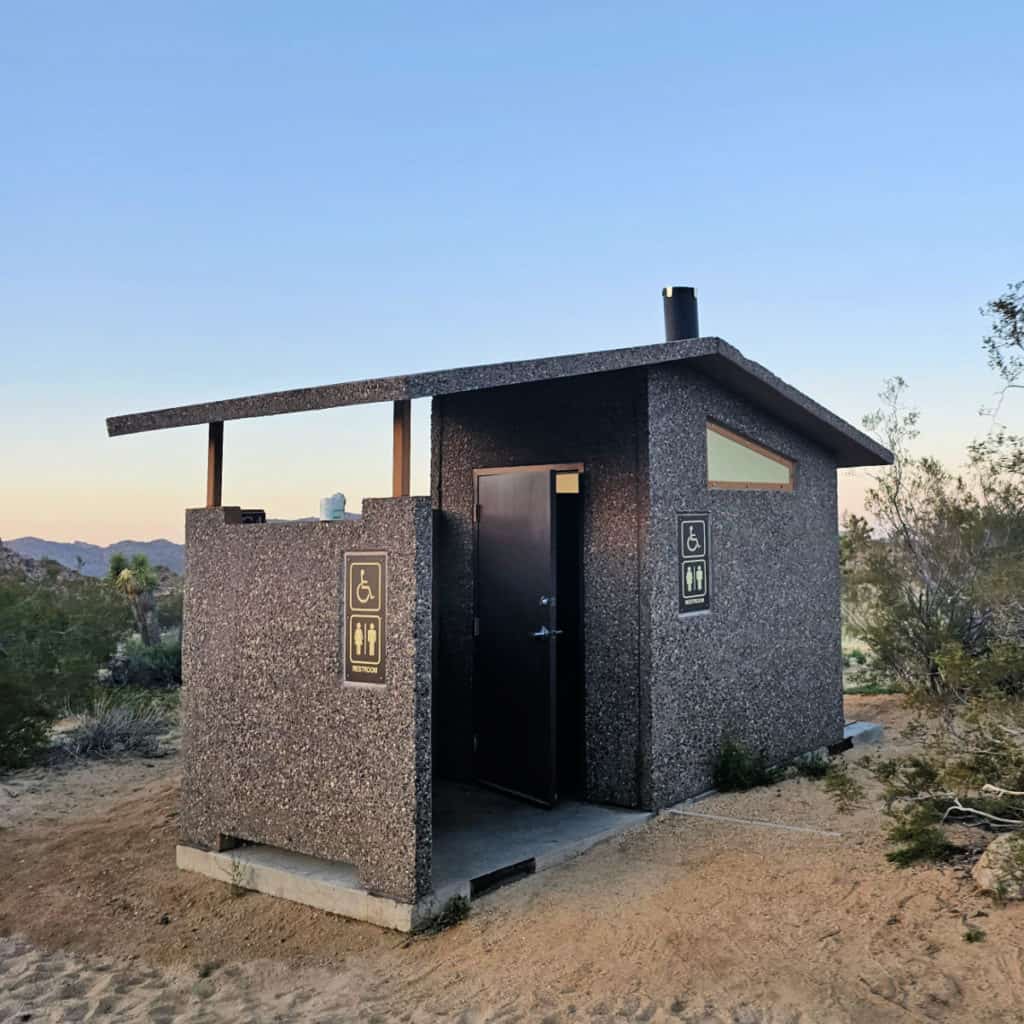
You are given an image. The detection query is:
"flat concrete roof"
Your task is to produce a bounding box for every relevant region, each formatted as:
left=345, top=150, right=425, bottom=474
left=106, top=336, right=892, bottom=468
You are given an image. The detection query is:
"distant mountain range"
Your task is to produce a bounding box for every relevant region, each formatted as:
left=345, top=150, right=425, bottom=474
left=3, top=537, right=186, bottom=577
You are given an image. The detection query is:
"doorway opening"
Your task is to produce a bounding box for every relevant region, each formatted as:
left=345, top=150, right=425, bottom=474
left=554, top=472, right=584, bottom=799
left=472, top=464, right=585, bottom=808
left=429, top=460, right=650, bottom=909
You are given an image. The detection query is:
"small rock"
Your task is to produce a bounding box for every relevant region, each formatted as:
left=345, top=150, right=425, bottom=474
left=193, top=979, right=216, bottom=1000
left=972, top=833, right=1024, bottom=899
left=159, top=913, right=171, bottom=925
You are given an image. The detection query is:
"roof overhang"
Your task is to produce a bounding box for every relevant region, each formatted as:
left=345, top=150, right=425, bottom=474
left=106, top=337, right=892, bottom=468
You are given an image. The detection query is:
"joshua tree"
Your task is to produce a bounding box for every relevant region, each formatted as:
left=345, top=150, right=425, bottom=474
left=107, top=554, right=161, bottom=647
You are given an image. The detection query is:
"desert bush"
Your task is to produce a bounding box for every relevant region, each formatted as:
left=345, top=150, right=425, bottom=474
left=109, top=632, right=182, bottom=689
left=0, top=574, right=129, bottom=769
left=70, top=683, right=180, bottom=719
left=821, top=759, right=866, bottom=813
left=54, top=691, right=170, bottom=760
left=157, top=589, right=184, bottom=630
left=844, top=377, right=1024, bottom=701
left=423, top=894, right=470, bottom=934
left=711, top=738, right=781, bottom=791
left=794, top=753, right=829, bottom=780
left=842, top=648, right=868, bottom=668
left=872, top=698, right=1024, bottom=865
left=884, top=804, right=960, bottom=867
left=711, top=742, right=856, bottom=792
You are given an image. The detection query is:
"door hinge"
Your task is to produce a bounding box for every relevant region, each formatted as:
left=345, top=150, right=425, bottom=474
left=473, top=616, right=480, bottom=637
left=473, top=733, right=479, bottom=752
left=473, top=503, right=482, bottom=523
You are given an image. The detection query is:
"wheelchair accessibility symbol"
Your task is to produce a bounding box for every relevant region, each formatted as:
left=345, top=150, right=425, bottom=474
left=680, top=519, right=707, bottom=559
left=356, top=570, right=375, bottom=605
left=349, top=561, right=382, bottom=613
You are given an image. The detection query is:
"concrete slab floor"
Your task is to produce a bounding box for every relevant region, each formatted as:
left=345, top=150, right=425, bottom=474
left=432, top=781, right=653, bottom=896
left=177, top=783, right=652, bottom=932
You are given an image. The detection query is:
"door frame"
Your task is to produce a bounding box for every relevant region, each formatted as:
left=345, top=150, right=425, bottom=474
left=472, top=463, right=586, bottom=483
left=471, top=463, right=585, bottom=804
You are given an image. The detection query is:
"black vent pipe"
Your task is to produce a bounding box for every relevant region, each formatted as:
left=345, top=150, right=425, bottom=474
left=662, top=286, right=699, bottom=341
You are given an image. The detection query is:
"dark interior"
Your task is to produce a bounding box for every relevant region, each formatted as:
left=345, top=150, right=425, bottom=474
left=554, top=488, right=584, bottom=800
left=432, top=468, right=586, bottom=808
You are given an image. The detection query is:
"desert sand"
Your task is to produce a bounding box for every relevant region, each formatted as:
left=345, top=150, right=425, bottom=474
left=2, top=695, right=1023, bottom=1023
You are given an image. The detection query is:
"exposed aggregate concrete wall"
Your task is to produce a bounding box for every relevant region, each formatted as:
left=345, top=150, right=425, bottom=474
left=179, top=498, right=433, bottom=903
left=645, top=365, right=844, bottom=806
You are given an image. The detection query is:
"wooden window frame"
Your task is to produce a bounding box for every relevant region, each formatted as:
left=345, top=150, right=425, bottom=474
left=706, top=421, right=795, bottom=492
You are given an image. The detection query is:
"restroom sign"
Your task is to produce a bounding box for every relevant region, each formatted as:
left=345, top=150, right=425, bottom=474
left=344, top=552, right=387, bottom=684
left=677, top=513, right=711, bottom=613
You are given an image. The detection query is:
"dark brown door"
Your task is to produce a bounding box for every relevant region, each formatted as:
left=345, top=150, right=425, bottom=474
left=474, top=469, right=558, bottom=806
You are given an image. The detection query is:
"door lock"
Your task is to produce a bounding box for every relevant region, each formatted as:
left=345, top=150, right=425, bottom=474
left=531, top=626, right=564, bottom=639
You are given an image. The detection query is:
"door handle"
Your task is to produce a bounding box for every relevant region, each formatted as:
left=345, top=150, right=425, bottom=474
left=531, top=626, right=564, bottom=639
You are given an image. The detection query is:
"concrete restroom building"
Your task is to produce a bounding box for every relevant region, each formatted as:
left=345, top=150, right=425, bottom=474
left=107, top=288, right=892, bottom=929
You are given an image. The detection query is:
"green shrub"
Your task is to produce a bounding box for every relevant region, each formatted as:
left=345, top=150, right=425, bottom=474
left=70, top=683, right=180, bottom=719
left=423, top=894, right=470, bottom=933
left=157, top=590, right=183, bottom=630
left=843, top=375, right=1024, bottom=701
left=109, top=633, right=181, bottom=689
left=0, top=698, right=50, bottom=772
left=822, top=760, right=866, bottom=813
left=794, top=753, right=829, bottom=780
left=885, top=806, right=960, bottom=867
left=0, top=575, right=129, bottom=768
left=712, top=738, right=780, bottom=791
left=842, top=648, right=868, bottom=668
left=934, top=642, right=1024, bottom=700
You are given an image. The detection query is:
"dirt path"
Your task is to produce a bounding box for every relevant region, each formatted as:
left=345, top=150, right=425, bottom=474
left=0, top=751, right=180, bottom=831
left=2, top=695, right=1023, bottom=1022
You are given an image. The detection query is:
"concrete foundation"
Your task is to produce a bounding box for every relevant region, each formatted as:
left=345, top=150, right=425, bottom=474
left=844, top=720, right=884, bottom=746
left=178, top=783, right=652, bottom=931
left=176, top=844, right=445, bottom=932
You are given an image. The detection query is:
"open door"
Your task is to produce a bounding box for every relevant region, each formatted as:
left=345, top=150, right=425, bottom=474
left=474, top=467, right=573, bottom=807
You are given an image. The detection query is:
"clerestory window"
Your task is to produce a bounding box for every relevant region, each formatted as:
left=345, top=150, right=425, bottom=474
left=706, top=421, right=794, bottom=491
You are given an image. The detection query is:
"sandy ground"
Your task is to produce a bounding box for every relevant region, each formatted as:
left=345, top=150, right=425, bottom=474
left=1, top=695, right=1023, bottom=1023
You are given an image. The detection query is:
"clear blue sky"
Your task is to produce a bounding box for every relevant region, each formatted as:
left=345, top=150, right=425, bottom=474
left=2, top=2, right=1021, bottom=544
